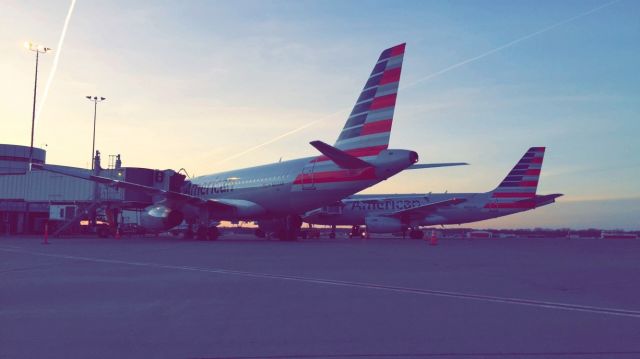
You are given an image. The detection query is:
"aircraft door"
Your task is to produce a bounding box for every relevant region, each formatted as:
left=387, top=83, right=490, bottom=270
left=301, top=163, right=316, bottom=190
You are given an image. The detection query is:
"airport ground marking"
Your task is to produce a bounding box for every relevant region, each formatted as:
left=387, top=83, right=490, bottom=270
left=195, top=350, right=640, bottom=359
left=2, top=246, right=640, bottom=319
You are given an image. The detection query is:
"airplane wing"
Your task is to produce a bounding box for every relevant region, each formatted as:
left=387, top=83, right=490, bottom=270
left=32, top=163, right=254, bottom=213
left=406, top=162, right=469, bottom=169
left=385, top=198, right=466, bottom=217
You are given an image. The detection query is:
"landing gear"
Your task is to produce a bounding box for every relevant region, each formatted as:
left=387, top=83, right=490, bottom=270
left=409, top=228, right=424, bottom=239
left=349, top=225, right=365, bottom=239
left=183, top=223, right=194, bottom=240
left=256, top=216, right=302, bottom=241
left=194, top=226, right=219, bottom=240
left=207, top=226, right=219, bottom=241
left=277, top=215, right=302, bottom=241
left=97, top=226, right=110, bottom=238
left=196, top=227, right=208, bottom=240
left=329, top=225, right=336, bottom=239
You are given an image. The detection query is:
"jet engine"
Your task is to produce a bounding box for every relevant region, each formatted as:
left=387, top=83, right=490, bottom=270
left=365, top=216, right=405, bottom=233
left=140, top=204, right=184, bottom=232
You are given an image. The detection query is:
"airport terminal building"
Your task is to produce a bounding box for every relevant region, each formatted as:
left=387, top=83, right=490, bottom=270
left=0, top=143, right=180, bottom=235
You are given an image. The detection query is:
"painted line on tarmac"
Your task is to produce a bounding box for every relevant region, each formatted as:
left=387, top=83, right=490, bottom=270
left=2, top=246, right=640, bottom=319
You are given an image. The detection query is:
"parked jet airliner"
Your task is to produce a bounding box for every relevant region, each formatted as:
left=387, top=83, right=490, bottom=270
left=304, top=147, right=562, bottom=238
left=36, top=43, right=465, bottom=240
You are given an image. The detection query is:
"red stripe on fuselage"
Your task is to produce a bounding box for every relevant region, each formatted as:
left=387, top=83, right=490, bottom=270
left=370, top=93, right=397, bottom=110
left=492, top=192, right=536, bottom=198
left=312, top=145, right=387, bottom=163
left=484, top=201, right=536, bottom=209
left=360, top=119, right=392, bottom=136
left=293, top=167, right=376, bottom=185
left=525, top=169, right=541, bottom=175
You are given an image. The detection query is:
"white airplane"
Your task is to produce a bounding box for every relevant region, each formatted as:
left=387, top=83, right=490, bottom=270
left=35, top=43, right=465, bottom=240
left=304, top=147, right=562, bottom=239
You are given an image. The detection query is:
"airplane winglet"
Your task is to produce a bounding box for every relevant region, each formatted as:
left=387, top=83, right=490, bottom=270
left=310, top=140, right=372, bottom=169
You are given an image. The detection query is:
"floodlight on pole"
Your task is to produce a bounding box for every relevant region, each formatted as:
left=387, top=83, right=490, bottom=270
left=86, top=96, right=106, bottom=171
left=24, top=41, right=52, bottom=167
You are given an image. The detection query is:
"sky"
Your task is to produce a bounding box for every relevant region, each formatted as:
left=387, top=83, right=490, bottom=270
left=0, top=0, right=638, bottom=229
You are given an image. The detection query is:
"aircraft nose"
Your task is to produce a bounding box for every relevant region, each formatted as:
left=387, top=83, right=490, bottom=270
left=409, top=151, right=419, bottom=164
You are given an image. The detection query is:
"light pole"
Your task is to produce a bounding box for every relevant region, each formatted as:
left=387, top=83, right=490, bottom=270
left=86, top=96, right=106, bottom=171
left=24, top=41, right=51, bottom=166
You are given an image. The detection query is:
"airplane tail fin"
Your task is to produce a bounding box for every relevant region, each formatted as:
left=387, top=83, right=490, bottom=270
left=333, top=43, right=405, bottom=159
left=488, top=147, right=546, bottom=208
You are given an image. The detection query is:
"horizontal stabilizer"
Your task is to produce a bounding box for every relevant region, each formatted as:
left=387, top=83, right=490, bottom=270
left=406, top=162, right=469, bottom=170
left=534, top=193, right=563, bottom=207
left=310, top=140, right=372, bottom=169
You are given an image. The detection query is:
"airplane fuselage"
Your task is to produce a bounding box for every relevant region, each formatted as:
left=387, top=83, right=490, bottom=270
left=187, top=149, right=418, bottom=220
left=305, top=192, right=555, bottom=227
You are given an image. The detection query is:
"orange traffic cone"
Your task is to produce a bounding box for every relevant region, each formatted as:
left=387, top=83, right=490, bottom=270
left=43, top=222, right=49, bottom=245
left=429, top=230, right=438, bottom=246
left=115, top=227, right=121, bottom=240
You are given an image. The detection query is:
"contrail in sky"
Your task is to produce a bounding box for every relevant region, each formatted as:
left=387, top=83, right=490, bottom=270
left=402, top=0, right=620, bottom=90
left=215, top=0, right=619, bottom=165
left=214, top=110, right=344, bottom=164
left=35, top=0, right=77, bottom=124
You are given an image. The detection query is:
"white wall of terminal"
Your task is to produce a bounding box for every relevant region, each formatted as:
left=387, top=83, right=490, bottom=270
left=0, top=168, right=93, bottom=201
left=0, top=144, right=128, bottom=234
left=0, top=165, right=125, bottom=201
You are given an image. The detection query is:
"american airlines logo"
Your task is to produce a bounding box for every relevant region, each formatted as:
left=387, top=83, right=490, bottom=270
left=189, top=182, right=235, bottom=196
left=350, top=199, right=421, bottom=211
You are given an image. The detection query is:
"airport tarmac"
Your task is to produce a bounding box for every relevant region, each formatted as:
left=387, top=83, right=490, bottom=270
left=1, top=234, right=639, bottom=359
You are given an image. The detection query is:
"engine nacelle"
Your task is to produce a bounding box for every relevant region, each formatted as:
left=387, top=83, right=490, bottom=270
left=365, top=216, right=405, bottom=233
left=140, top=205, right=184, bottom=232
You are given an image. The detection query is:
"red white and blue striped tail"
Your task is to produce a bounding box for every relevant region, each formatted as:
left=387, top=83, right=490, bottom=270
left=333, top=43, right=405, bottom=159
left=487, top=147, right=546, bottom=209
